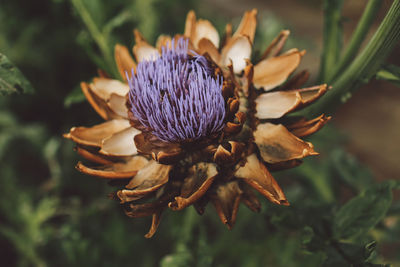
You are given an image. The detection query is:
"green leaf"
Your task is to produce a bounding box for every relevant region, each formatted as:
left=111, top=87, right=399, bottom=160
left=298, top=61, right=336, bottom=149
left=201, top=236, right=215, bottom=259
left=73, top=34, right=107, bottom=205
left=0, top=53, right=34, bottom=95
left=333, top=182, right=395, bottom=240
left=331, top=149, right=373, bottom=192
left=364, top=241, right=377, bottom=261
left=323, top=241, right=385, bottom=267
left=376, top=64, right=400, bottom=87
left=64, top=85, right=86, bottom=107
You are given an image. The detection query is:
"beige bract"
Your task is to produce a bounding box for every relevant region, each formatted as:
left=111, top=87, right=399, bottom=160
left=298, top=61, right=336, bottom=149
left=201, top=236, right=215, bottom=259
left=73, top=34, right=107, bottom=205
left=64, top=9, right=330, bottom=238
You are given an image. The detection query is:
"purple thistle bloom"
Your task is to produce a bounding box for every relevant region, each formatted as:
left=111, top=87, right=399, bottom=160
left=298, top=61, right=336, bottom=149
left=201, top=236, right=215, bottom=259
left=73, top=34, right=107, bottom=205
left=127, top=37, right=226, bottom=143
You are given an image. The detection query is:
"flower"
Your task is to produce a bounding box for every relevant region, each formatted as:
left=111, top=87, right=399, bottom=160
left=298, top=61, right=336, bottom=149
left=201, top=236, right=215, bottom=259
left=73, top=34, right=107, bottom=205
left=128, top=38, right=226, bottom=142
left=64, top=9, right=330, bottom=238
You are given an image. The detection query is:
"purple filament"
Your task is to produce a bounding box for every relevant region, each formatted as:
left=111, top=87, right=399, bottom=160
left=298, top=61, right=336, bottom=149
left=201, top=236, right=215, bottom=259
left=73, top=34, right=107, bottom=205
left=127, top=37, right=225, bottom=143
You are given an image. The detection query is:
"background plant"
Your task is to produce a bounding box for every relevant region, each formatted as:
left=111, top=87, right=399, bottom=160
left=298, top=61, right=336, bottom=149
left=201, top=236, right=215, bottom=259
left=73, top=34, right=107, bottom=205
left=0, top=0, right=399, bottom=266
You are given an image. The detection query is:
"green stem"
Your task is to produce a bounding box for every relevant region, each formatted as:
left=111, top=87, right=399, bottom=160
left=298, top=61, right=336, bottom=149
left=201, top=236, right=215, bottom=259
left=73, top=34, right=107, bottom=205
left=70, top=0, right=119, bottom=78
left=319, top=0, right=344, bottom=82
left=304, top=0, right=400, bottom=117
left=327, top=0, right=382, bottom=83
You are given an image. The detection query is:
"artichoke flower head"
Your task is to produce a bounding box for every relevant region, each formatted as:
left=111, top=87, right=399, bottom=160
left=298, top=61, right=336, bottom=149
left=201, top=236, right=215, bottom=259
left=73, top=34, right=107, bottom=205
left=64, top=9, right=330, bottom=238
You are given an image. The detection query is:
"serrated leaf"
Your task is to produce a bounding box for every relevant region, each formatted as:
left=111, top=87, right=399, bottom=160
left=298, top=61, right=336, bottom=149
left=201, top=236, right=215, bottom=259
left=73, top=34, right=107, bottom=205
left=0, top=53, right=34, bottom=95
left=333, top=182, right=394, bottom=240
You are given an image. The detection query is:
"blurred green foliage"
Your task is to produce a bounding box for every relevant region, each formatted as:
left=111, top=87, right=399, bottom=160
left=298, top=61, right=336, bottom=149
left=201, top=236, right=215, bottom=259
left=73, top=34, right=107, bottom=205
left=0, top=0, right=399, bottom=266
left=0, top=53, right=34, bottom=95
